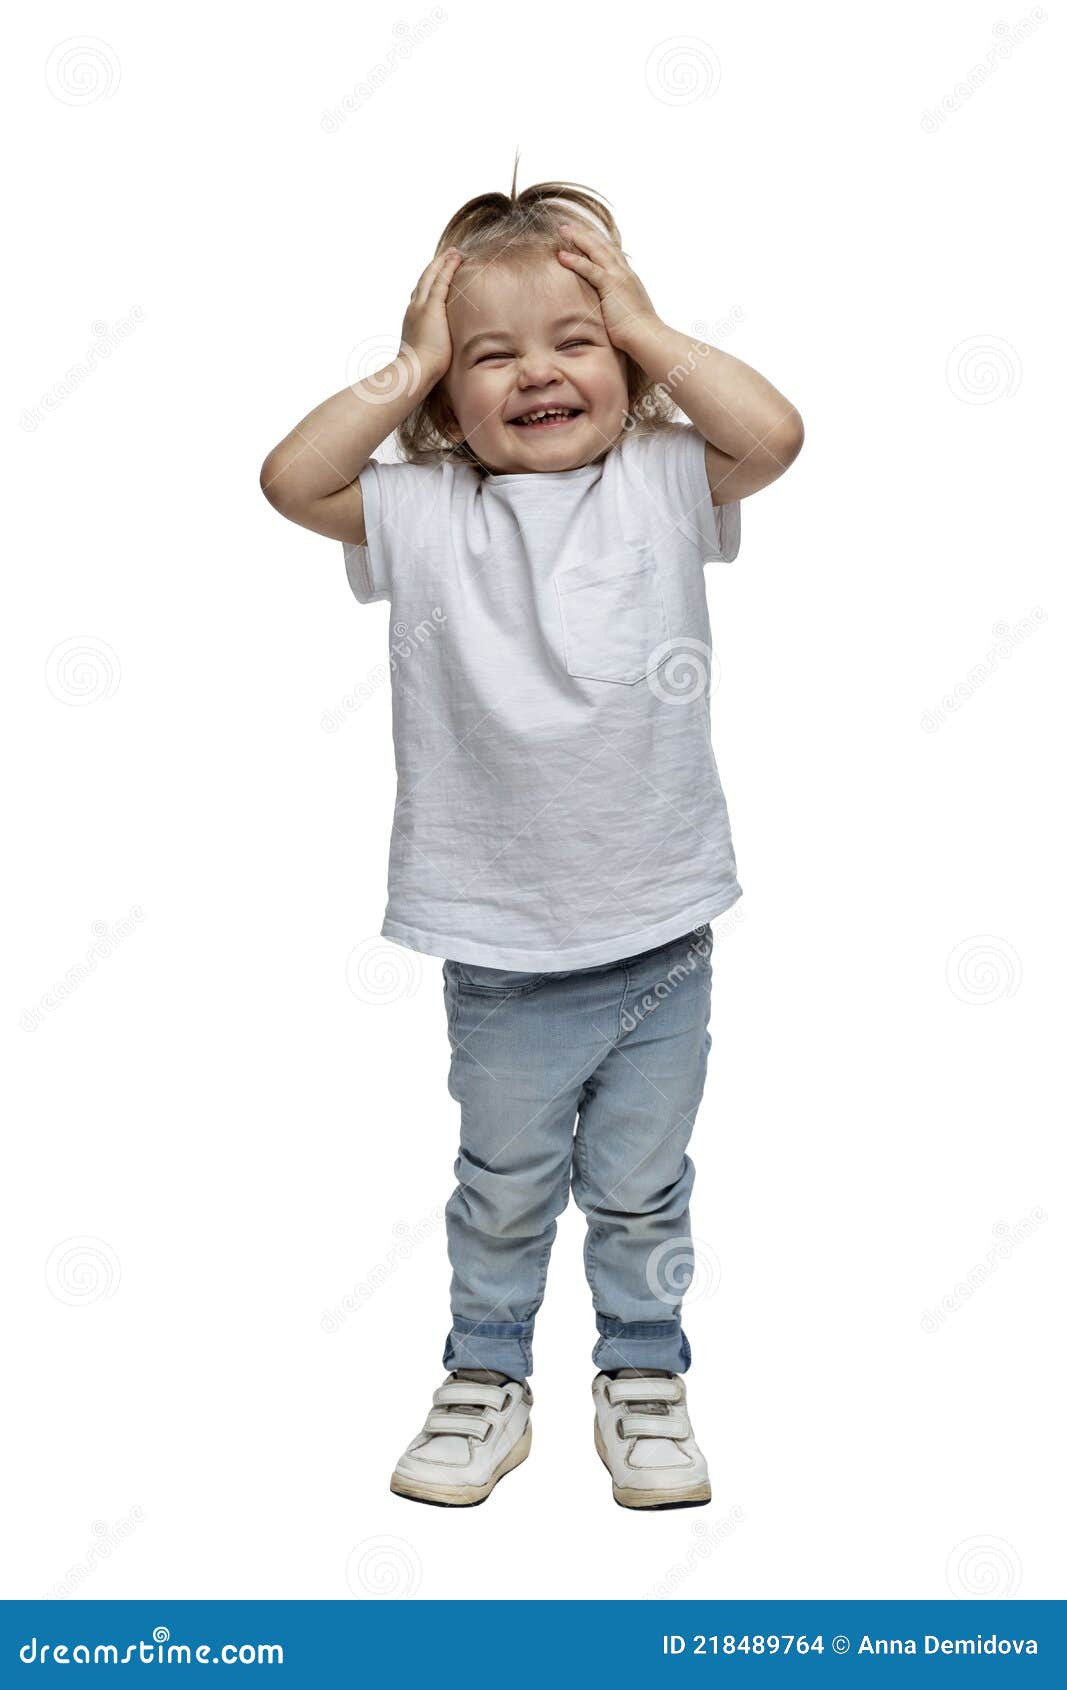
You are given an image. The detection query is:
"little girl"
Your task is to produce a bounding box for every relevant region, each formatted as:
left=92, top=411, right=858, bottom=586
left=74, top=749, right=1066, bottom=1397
left=260, top=173, right=803, bottom=1510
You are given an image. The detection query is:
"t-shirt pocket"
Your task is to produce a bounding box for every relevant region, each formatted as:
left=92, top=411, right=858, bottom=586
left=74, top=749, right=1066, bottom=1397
left=553, top=542, right=673, bottom=686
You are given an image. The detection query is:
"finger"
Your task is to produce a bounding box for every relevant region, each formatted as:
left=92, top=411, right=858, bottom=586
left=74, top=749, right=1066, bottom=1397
left=556, top=245, right=602, bottom=282
left=412, top=249, right=461, bottom=303
left=558, top=219, right=610, bottom=259
left=410, top=264, right=436, bottom=303
left=428, top=249, right=464, bottom=292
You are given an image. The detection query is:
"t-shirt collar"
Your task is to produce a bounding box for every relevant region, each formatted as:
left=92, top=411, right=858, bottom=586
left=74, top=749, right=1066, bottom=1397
left=482, top=458, right=607, bottom=486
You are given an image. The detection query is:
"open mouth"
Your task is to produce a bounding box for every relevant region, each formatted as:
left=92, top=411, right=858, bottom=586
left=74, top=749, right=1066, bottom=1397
left=507, top=406, right=584, bottom=429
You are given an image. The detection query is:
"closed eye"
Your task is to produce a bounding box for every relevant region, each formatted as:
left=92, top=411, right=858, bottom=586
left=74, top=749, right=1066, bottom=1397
left=474, top=339, right=595, bottom=364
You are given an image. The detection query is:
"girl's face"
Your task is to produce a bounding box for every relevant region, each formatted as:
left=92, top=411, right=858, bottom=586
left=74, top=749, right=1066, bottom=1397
left=441, top=255, right=631, bottom=474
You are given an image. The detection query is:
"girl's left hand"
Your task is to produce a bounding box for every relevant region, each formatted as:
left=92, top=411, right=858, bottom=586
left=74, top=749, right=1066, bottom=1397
left=556, top=221, right=662, bottom=356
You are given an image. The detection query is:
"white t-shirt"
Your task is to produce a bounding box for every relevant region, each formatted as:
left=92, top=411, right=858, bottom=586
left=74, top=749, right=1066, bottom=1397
left=342, top=421, right=743, bottom=970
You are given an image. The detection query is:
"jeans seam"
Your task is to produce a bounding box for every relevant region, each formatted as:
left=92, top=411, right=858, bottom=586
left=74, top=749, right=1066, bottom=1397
left=615, top=964, right=633, bottom=1047
left=443, top=966, right=458, bottom=1044
left=518, top=1158, right=564, bottom=1333
left=453, top=967, right=550, bottom=998
left=595, top=1316, right=682, bottom=1337
left=451, top=1314, right=533, bottom=1337
left=585, top=1222, right=601, bottom=1307
left=573, top=1100, right=603, bottom=1308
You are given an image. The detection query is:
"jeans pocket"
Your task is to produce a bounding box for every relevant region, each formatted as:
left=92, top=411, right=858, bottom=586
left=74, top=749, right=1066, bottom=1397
left=554, top=542, right=672, bottom=685
left=689, top=925, right=714, bottom=970
left=451, top=961, right=551, bottom=997
left=665, top=926, right=713, bottom=973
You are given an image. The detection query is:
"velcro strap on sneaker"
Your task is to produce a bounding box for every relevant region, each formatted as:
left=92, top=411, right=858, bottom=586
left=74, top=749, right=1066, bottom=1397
left=606, top=1378, right=682, bottom=1406
left=425, top=1411, right=492, bottom=1439
left=433, top=1382, right=507, bottom=1411
left=619, top=1411, right=690, bottom=1440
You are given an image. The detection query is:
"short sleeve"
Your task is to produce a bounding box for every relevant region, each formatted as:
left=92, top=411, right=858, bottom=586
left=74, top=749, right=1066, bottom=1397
left=341, top=456, right=442, bottom=605
left=617, top=423, right=741, bottom=566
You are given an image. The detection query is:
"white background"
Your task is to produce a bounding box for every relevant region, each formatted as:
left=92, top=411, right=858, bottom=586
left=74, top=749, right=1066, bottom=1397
left=5, top=0, right=1063, bottom=1603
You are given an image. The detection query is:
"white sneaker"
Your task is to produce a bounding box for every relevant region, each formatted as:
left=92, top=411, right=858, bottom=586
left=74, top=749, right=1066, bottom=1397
left=593, top=1369, right=711, bottom=1509
left=390, top=1369, right=533, bottom=1506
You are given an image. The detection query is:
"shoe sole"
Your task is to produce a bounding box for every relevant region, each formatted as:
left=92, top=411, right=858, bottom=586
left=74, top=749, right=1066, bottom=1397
left=594, top=1421, right=712, bottom=1510
left=389, top=1421, right=532, bottom=1507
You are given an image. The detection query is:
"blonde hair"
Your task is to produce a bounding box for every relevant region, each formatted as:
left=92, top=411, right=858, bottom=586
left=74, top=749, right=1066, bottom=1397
left=395, top=154, right=678, bottom=470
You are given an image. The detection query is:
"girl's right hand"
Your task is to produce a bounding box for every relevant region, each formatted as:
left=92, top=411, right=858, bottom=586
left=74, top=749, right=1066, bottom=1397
left=400, top=249, right=464, bottom=385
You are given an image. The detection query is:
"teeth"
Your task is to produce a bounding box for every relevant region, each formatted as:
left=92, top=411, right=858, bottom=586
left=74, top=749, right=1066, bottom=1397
left=515, top=407, right=576, bottom=424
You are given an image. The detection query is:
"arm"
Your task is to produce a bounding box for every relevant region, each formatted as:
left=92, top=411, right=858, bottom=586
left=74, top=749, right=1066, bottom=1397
left=622, top=324, right=803, bottom=505
left=556, top=223, right=804, bottom=504
left=258, top=249, right=463, bottom=544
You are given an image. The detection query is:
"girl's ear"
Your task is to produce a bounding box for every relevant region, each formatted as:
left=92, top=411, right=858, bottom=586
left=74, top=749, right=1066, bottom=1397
left=439, top=398, right=463, bottom=444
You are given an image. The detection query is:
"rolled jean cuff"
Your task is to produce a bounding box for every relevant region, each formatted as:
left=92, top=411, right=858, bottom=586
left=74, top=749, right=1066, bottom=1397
left=592, top=1314, right=692, bottom=1375
left=443, top=1315, right=532, bottom=1381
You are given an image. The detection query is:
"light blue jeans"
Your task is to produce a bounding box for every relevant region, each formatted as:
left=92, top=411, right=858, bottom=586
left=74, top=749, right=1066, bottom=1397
left=440, top=924, right=714, bottom=1380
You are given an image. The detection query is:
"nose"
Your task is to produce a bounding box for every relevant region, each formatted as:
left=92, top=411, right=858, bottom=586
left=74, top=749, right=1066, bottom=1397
left=516, top=352, right=561, bottom=389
